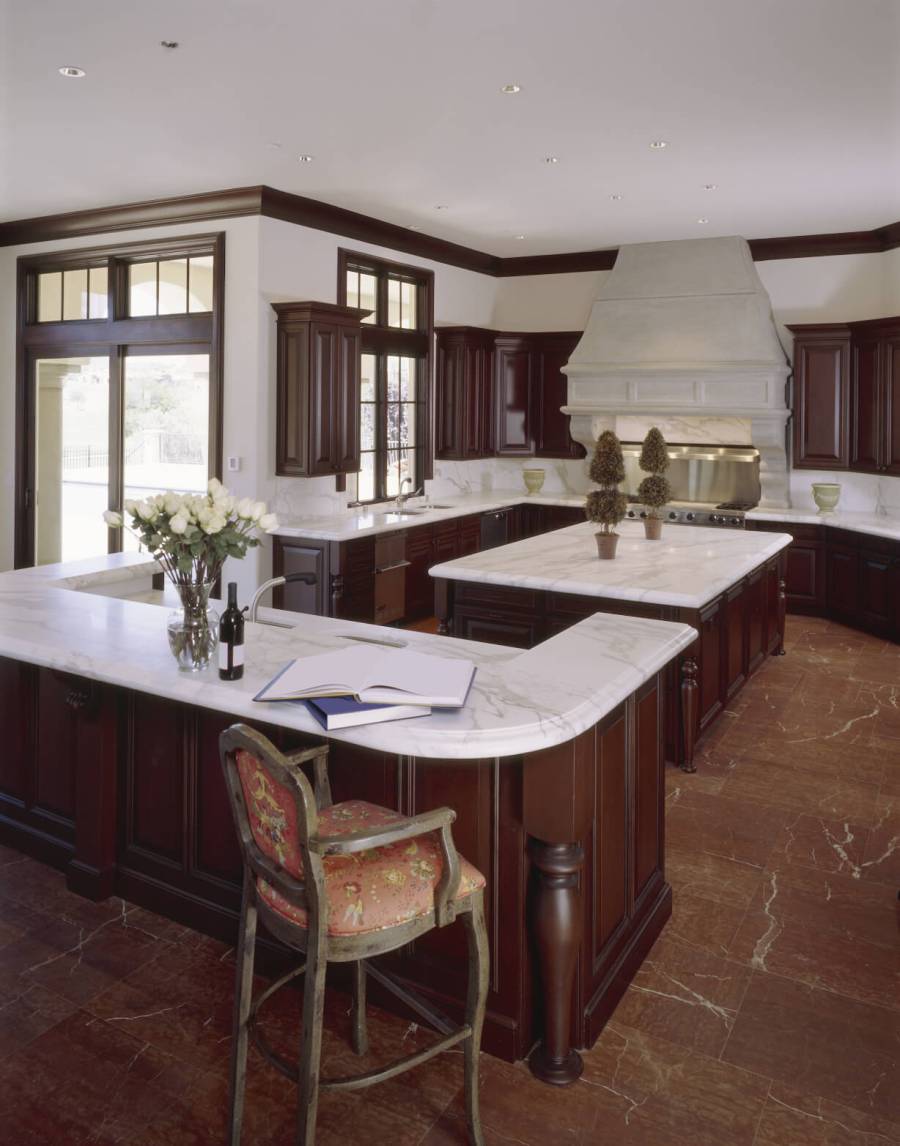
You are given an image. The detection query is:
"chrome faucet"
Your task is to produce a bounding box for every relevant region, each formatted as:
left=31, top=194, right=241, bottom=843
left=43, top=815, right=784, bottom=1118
left=249, top=572, right=317, bottom=623
left=395, top=477, right=413, bottom=512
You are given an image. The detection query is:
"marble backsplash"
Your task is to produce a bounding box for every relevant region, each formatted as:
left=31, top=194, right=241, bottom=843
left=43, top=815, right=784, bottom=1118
left=430, top=458, right=590, bottom=498
left=789, top=469, right=900, bottom=516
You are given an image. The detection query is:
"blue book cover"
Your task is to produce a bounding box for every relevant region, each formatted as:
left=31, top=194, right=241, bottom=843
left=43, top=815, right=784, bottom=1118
left=305, top=696, right=431, bottom=730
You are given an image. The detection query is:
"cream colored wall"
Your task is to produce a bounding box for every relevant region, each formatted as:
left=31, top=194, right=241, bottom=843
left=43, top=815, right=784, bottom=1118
left=490, top=271, right=607, bottom=331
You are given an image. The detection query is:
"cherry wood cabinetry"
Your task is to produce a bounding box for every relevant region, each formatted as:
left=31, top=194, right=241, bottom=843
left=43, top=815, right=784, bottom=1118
left=0, top=657, right=671, bottom=1073
left=791, top=316, right=900, bottom=475
left=273, top=301, right=368, bottom=478
left=0, top=661, right=118, bottom=899
left=273, top=535, right=375, bottom=621
left=436, top=552, right=786, bottom=769
left=789, top=324, right=850, bottom=469
left=435, top=327, right=494, bottom=459
left=435, top=328, right=583, bottom=460
left=747, top=520, right=900, bottom=640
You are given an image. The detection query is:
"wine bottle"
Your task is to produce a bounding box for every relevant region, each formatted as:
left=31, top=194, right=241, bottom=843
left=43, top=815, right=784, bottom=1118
left=218, top=582, right=245, bottom=681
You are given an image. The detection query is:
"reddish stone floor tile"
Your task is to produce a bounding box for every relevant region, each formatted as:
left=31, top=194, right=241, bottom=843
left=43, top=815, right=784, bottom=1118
left=722, top=972, right=900, bottom=1124
left=768, top=813, right=872, bottom=877
left=665, top=845, right=765, bottom=910
left=726, top=864, right=899, bottom=1009
left=662, top=890, right=747, bottom=958
left=666, top=789, right=792, bottom=868
left=755, top=1082, right=900, bottom=1145
left=861, top=796, right=900, bottom=887
left=610, top=934, right=752, bottom=1058
left=719, top=755, right=884, bottom=824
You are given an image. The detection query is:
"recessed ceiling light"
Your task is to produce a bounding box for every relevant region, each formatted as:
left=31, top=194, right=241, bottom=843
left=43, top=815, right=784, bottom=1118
left=58, top=66, right=85, bottom=78
left=434, top=204, right=449, bottom=210
left=500, top=83, right=521, bottom=94
left=649, top=140, right=668, bottom=149
left=702, top=183, right=718, bottom=191
left=543, top=155, right=559, bottom=164
left=160, top=40, right=179, bottom=49
left=697, top=217, right=709, bottom=224
left=297, top=154, right=314, bottom=163
left=407, top=225, right=420, bottom=230
left=267, top=141, right=283, bottom=150
left=514, top=234, right=526, bottom=240
left=609, top=194, right=623, bottom=201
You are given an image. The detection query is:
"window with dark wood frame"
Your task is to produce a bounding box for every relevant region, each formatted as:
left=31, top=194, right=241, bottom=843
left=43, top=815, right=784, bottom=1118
left=14, top=232, right=225, bottom=568
left=337, top=249, right=433, bottom=504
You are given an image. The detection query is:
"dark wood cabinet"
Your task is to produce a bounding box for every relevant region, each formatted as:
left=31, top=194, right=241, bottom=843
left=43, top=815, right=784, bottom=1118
left=480, top=507, right=512, bottom=550
left=791, top=316, right=900, bottom=476
left=272, top=534, right=374, bottom=621
left=435, top=327, right=583, bottom=460
left=533, top=334, right=585, bottom=458
left=273, top=300, right=367, bottom=478
left=697, top=599, right=724, bottom=731
left=789, top=324, right=850, bottom=469
left=826, top=541, right=859, bottom=624
left=435, top=328, right=494, bottom=459
left=494, top=337, right=533, bottom=456
left=851, top=335, right=881, bottom=471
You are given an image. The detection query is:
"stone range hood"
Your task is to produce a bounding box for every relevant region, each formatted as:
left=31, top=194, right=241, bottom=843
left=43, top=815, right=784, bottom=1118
left=562, top=235, right=791, bottom=508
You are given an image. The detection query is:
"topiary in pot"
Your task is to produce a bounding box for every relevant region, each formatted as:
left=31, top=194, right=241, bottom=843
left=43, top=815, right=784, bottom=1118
left=585, top=430, right=627, bottom=558
left=636, top=426, right=672, bottom=540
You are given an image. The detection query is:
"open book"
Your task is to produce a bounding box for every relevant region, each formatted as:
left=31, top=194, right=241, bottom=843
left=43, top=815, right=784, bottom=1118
left=253, top=645, right=476, bottom=709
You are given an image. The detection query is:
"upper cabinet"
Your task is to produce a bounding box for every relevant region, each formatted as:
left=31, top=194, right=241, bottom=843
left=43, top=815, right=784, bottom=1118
left=789, top=323, right=850, bottom=469
left=790, top=317, right=900, bottom=475
left=273, top=301, right=369, bottom=477
left=435, top=327, right=584, bottom=460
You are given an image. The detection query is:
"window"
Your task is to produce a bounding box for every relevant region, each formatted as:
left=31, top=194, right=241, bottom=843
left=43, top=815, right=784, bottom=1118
left=15, top=234, right=224, bottom=567
left=338, top=250, right=433, bottom=504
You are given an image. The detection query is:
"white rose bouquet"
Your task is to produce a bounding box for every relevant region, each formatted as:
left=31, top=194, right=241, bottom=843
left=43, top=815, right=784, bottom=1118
left=103, top=479, right=278, bottom=588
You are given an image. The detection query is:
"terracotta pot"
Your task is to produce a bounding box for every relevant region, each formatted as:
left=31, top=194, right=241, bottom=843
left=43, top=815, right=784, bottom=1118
left=644, top=516, right=663, bottom=540
left=595, top=532, right=619, bottom=559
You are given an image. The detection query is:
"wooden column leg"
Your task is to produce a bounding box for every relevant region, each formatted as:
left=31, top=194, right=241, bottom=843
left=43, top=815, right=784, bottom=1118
left=527, top=839, right=584, bottom=1086
left=775, top=578, right=787, bottom=655
left=351, top=959, right=368, bottom=1056
left=680, top=658, right=699, bottom=773
left=228, top=873, right=257, bottom=1146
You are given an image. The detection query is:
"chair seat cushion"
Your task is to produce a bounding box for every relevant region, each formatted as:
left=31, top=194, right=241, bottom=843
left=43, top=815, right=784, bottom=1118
left=257, top=800, right=485, bottom=937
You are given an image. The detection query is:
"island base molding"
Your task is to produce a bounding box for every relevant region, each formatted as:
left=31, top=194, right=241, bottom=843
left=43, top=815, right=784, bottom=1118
left=0, top=660, right=671, bottom=1079
left=435, top=551, right=786, bottom=770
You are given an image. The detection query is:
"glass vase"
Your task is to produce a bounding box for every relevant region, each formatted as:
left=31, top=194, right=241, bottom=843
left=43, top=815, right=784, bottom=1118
left=167, top=582, right=219, bottom=671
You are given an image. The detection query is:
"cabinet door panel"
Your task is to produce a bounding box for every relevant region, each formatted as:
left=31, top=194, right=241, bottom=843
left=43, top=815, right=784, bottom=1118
left=746, top=572, right=767, bottom=673
left=273, top=538, right=329, bottom=616
left=309, top=326, right=337, bottom=474
left=435, top=341, right=464, bottom=458
left=534, top=334, right=584, bottom=459
left=724, top=584, right=747, bottom=697
left=884, top=336, right=900, bottom=474
left=858, top=551, right=892, bottom=630
left=826, top=545, right=859, bottom=621
left=494, top=343, right=532, bottom=455
left=591, top=711, right=628, bottom=957
left=698, top=601, right=723, bottom=728
left=0, top=657, right=33, bottom=803
left=792, top=336, right=850, bottom=468
left=404, top=524, right=435, bottom=620
left=785, top=541, right=825, bottom=611
left=634, top=682, right=663, bottom=900
left=851, top=337, right=881, bottom=471
left=335, top=326, right=361, bottom=473
left=124, top=693, right=185, bottom=863
left=455, top=609, right=540, bottom=649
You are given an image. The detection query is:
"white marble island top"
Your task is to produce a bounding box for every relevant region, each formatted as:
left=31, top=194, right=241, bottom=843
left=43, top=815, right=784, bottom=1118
left=0, top=552, right=695, bottom=761
left=431, top=519, right=792, bottom=610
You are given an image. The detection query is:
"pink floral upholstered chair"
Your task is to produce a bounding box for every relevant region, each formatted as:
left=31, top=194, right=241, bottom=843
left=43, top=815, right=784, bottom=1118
left=220, top=723, right=488, bottom=1146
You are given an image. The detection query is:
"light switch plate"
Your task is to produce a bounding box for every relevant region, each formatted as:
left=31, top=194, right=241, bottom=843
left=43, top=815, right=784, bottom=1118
left=227, top=456, right=242, bottom=472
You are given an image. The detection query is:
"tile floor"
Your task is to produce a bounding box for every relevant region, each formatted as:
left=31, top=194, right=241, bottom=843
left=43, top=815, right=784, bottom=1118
left=0, top=615, right=897, bottom=1144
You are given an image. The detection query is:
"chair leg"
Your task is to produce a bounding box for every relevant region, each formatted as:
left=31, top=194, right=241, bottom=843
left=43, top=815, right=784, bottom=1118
left=297, top=930, right=328, bottom=1146
left=462, top=894, right=489, bottom=1146
left=351, top=959, right=368, bottom=1056
left=228, top=874, right=258, bottom=1146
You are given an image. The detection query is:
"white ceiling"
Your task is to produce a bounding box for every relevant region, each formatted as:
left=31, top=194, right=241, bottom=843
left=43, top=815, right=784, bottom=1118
left=2, top=0, right=898, bottom=256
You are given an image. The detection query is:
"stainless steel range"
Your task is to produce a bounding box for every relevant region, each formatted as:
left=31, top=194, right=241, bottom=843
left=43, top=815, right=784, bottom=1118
left=624, top=499, right=755, bottom=529
left=621, top=443, right=760, bottom=529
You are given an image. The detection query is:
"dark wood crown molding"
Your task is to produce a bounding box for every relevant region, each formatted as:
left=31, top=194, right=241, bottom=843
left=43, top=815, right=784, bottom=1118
left=1, top=183, right=897, bottom=277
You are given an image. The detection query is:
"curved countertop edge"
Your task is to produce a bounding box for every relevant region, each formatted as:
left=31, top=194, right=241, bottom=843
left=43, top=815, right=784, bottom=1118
left=746, top=508, right=900, bottom=542
left=0, top=557, right=696, bottom=761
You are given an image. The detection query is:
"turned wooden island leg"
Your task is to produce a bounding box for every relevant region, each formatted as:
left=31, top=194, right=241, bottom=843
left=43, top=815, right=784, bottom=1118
left=775, top=577, right=787, bottom=655
left=527, top=838, right=585, bottom=1085
left=680, top=658, right=699, bottom=773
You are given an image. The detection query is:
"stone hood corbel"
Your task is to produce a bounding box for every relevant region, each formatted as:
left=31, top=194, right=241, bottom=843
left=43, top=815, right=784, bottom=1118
left=562, top=235, right=792, bottom=508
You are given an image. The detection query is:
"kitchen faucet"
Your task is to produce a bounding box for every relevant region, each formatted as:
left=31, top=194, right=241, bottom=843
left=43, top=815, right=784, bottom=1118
left=395, top=477, right=413, bottom=512
left=249, top=572, right=317, bottom=623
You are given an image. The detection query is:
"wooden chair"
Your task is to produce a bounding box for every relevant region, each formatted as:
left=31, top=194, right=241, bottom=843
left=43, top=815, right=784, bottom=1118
left=219, top=723, right=489, bottom=1146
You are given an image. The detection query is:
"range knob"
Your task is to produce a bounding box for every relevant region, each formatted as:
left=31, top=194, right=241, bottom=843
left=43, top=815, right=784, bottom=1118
left=639, top=511, right=648, bottom=519
left=626, top=510, right=636, bottom=518
left=668, top=511, right=678, bottom=520
left=685, top=512, right=695, bottom=522
left=710, top=514, right=723, bottom=524
left=729, top=516, right=742, bottom=526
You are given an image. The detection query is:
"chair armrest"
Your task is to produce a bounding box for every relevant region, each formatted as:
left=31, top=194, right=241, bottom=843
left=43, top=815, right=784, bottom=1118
left=313, top=806, right=456, bottom=856
left=315, top=806, right=462, bottom=928
left=283, top=744, right=332, bottom=810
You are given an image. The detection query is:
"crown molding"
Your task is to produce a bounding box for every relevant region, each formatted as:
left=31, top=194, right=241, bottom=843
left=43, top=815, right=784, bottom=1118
left=1, top=184, right=897, bottom=278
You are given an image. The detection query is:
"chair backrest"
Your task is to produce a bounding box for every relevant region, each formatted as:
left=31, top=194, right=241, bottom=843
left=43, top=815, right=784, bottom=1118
left=219, top=724, right=325, bottom=919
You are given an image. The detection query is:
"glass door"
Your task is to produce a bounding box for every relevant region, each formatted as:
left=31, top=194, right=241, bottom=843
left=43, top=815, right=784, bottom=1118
left=33, top=354, right=111, bottom=564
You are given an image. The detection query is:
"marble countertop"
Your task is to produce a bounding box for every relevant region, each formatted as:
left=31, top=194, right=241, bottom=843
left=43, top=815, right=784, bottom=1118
left=272, top=491, right=585, bottom=541
left=0, top=552, right=695, bottom=760
left=746, top=507, right=900, bottom=541
left=430, top=519, right=792, bottom=609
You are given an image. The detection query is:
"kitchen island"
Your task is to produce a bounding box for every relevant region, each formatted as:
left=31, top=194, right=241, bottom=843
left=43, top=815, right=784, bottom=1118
left=0, top=552, right=694, bottom=1083
left=432, top=519, right=793, bottom=771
